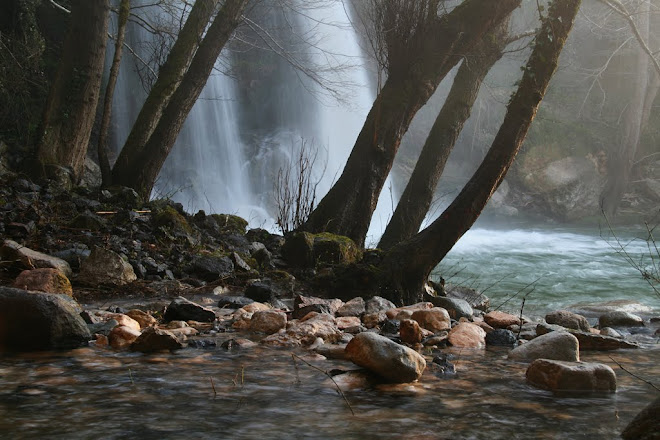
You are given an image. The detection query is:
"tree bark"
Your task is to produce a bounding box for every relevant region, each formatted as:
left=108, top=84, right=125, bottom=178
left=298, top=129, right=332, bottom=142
left=301, top=0, right=522, bottom=247
left=97, top=0, right=130, bottom=187
left=36, top=0, right=109, bottom=182
left=379, top=0, right=583, bottom=305
left=111, top=0, right=220, bottom=185
left=114, top=0, right=248, bottom=198
left=378, top=18, right=511, bottom=250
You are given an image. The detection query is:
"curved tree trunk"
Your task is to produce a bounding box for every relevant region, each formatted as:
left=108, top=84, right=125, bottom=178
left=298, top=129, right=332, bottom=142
left=378, top=18, right=511, bottom=250
left=97, top=0, right=130, bottom=187
left=300, top=0, right=522, bottom=247
left=115, top=0, right=248, bottom=198
left=111, top=0, right=220, bottom=185
left=379, top=0, right=583, bottom=305
left=36, top=0, right=109, bottom=182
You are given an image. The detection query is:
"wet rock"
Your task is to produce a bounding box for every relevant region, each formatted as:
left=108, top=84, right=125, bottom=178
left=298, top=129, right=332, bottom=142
left=410, top=307, right=451, bottom=333
left=12, top=268, right=72, bottom=295
left=337, top=297, right=366, bottom=317
left=217, top=295, right=254, bottom=308
left=484, top=311, right=520, bottom=328
left=445, top=285, right=490, bottom=310
left=508, top=331, right=579, bottom=362
left=78, top=246, right=136, bottom=286
left=508, top=322, right=538, bottom=340
left=245, top=274, right=295, bottom=303
left=221, top=338, right=258, bottom=350
left=336, top=316, right=361, bottom=330
left=131, top=327, right=183, bottom=352
left=164, top=297, right=216, bottom=323
left=424, top=332, right=449, bottom=347
left=102, top=313, right=141, bottom=332
left=345, top=332, right=426, bottom=383
left=621, top=396, right=660, bottom=440
left=249, top=310, right=287, bottom=334
left=261, top=313, right=341, bottom=347
left=108, top=325, right=141, bottom=350
left=1, top=239, right=72, bottom=277
left=400, top=319, right=424, bottom=344
left=387, top=302, right=434, bottom=320
left=431, top=353, right=455, bottom=375
left=536, top=323, right=639, bottom=350
left=485, top=328, right=517, bottom=347
left=448, top=322, right=486, bottom=348
left=294, top=295, right=343, bottom=315
left=599, top=327, right=621, bottom=338
left=599, top=311, right=644, bottom=328
left=0, top=287, right=91, bottom=351
left=314, top=343, right=349, bottom=360
left=281, top=231, right=315, bottom=267
left=187, top=339, right=217, bottom=349
left=545, top=310, right=590, bottom=331
left=362, top=312, right=387, bottom=329
left=380, top=319, right=401, bottom=335
left=365, top=296, right=396, bottom=315
left=567, top=300, right=652, bottom=317
left=126, top=309, right=157, bottom=329
left=293, top=303, right=331, bottom=320
left=188, top=255, right=234, bottom=282
left=428, top=297, right=473, bottom=320
left=526, top=359, right=616, bottom=394
left=239, top=302, right=271, bottom=314
left=87, top=319, right=119, bottom=336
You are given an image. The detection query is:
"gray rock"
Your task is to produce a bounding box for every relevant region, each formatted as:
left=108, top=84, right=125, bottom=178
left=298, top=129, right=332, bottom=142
left=486, top=328, right=517, bottom=347
left=249, top=310, right=287, bottom=334
left=188, top=255, right=234, bottom=281
left=526, top=359, right=616, bottom=394
left=428, top=296, right=473, bottom=319
left=599, top=311, right=644, bottom=328
left=508, top=331, right=579, bottom=362
left=217, top=295, right=254, bottom=308
left=164, top=296, right=216, bottom=323
left=365, top=296, right=396, bottom=315
left=446, top=285, right=490, bottom=310
left=337, top=297, right=366, bottom=317
left=545, top=310, right=590, bottom=331
left=0, top=287, right=91, bottom=351
left=345, top=332, right=426, bottom=383
left=567, top=300, right=652, bottom=318
left=621, top=396, right=660, bottom=440
left=78, top=246, right=136, bottom=286
left=536, top=323, right=639, bottom=350
left=131, top=327, right=183, bottom=352
left=599, top=327, right=621, bottom=338
left=1, top=239, right=72, bottom=277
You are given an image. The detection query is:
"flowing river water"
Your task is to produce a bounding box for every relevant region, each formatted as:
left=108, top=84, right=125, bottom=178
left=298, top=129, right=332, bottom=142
left=1, top=226, right=659, bottom=439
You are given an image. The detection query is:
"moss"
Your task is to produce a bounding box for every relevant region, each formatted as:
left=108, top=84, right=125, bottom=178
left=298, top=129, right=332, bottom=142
left=152, top=205, right=192, bottom=234
left=211, top=214, right=248, bottom=235
left=313, top=232, right=362, bottom=266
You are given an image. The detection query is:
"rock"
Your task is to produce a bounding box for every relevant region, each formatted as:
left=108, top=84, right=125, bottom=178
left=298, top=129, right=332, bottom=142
left=221, top=338, right=258, bottom=350
left=345, top=332, right=426, bottom=383
left=69, top=211, right=106, bottom=231
left=1, top=239, right=72, bottom=277
left=336, top=316, right=361, bottom=330
left=545, top=310, right=590, bottom=331
left=281, top=231, right=315, bottom=267
left=0, top=287, right=91, bottom=351
left=380, top=319, right=401, bottom=335
left=131, top=327, right=183, bottom=352
left=211, top=214, right=248, bottom=235
left=448, top=322, right=486, bottom=348
left=400, top=319, right=424, bottom=344
left=12, top=268, right=72, bottom=295
left=245, top=273, right=295, bottom=303
left=87, top=319, right=119, bottom=336
left=261, top=313, right=341, bottom=347
left=386, top=302, right=434, bottom=320
left=337, top=297, right=366, bottom=317
left=410, top=307, right=451, bottom=333
left=239, top=302, right=271, bottom=314
left=126, top=309, right=157, bottom=329
left=314, top=343, right=349, bottom=360
left=230, top=252, right=252, bottom=272
left=362, top=312, right=387, bottom=329
left=108, top=325, right=141, bottom=350
left=217, top=295, right=254, bottom=308
left=78, top=246, right=136, bottom=286
left=526, top=359, right=616, bottom=394
left=599, top=327, right=621, bottom=338
left=567, top=300, right=652, bottom=317
left=446, top=285, right=490, bottom=310
left=599, top=311, right=644, bottom=328
left=428, top=296, right=473, bottom=320
left=294, top=295, right=343, bottom=315
left=312, top=233, right=362, bottom=265
left=365, top=296, right=396, bottom=315
left=484, top=311, right=520, bottom=329
left=164, top=297, right=216, bottom=323
left=485, top=328, right=517, bottom=347
left=103, top=313, right=141, bottom=332
left=621, top=396, right=660, bottom=440
left=508, top=331, right=579, bottom=362
left=249, top=310, right=287, bottom=334
left=536, top=323, right=639, bottom=350
left=431, top=353, right=455, bottom=375
left=188, top=255, right=234, bottom=281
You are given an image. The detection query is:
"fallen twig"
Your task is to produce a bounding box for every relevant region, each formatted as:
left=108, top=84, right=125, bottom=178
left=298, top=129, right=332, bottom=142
left=608, top=356, right=660, bottom=392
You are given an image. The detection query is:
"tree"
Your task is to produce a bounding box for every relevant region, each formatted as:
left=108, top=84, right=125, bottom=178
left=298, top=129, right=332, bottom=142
left=378, top=0, right=583, bottom=305
left=300, top=0, right=522, bottom=247
left=112, top=0, right=248, bottom=198
left=36, top=0, right=109, bottom=182
left=378, top=17, right=515, bottom=250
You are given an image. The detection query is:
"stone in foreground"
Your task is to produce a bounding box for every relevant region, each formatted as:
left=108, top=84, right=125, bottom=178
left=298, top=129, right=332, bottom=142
left=508, top=331, right=579, bottom=362
left=345, top=332, right=426, bottom=383
left=621, top=396, right=660, bottom=440
left=526, top=359, right=616, bottom=394
left=448, top=322, right=486, bottom=348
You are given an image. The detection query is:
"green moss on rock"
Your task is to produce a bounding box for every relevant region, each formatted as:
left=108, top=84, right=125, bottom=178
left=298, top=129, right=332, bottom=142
left=211, top=214, right=248, bottom=235
left=153, top=205, right=192, bottom=234
left=313, top=232, right=362, bottom=266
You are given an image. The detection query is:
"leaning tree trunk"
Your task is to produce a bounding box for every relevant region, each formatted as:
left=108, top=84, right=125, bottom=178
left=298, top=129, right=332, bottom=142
left=111, top=0, right=220, bottom=185
left=36, top=0, right=109, bottom=182
left=301, top=0, right=522, bottom=247
left=116, top=0, right=248, bottom=199
left=379, top=0, right=583, bottom=305
left=97, top=0, right=130, bottom=187
left=378, top=18, right=511, bottom=250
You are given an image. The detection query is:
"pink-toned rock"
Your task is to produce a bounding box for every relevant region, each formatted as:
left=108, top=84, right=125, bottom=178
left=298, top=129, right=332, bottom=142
left=250, top=310, right=287, bottom=334
left=337, top=297, right=365, bottom=317
left=294, top=295, right=343, bottom=315
left=362, top=312, right=386, bottom=329
left=475, top=320, right=495, bottom=333
left=232, top=313, right=252, bottom=330
left=240, top=302, right=270, bottom=314
left=12, top=268, right=73, bottom=295
left=526, top=359, right=616, bottom=394
left=336, top=316, right=361, bottom=330
left=262, top=313, right=341, bottom=347
left=107, top=313, right=141, bottom=332
left=400, top=319, right=423, bottom=344
left=448, top=322, right=486, bottom=348
left=386, top=302, right=434, bottom=320
left=484, top=311, right=520, bottom=328
left=109, top=325, right=141, bottom=349
left=126, top=309, right=157, bottom=329
left=411, top=307, right=451, bottom=333
left=166, top=326, right=198, bottom=337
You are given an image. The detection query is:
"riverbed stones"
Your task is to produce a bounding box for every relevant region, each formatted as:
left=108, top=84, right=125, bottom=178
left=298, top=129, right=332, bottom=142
left=126, top=309, right=157, bottom=329
left=345, top=332, right=426, bottom=383
left=428, top=297, right=473, bottom=320
left=131, top=327, right=183, bottom=352
left=567, top=300, right=652, bottom=317
left=508, top=331, right=579, bottom=362
left=108, top=325, right=141, bottom=350
left=387, top=302, right=434, bottom=320
left=217, top=295, right=254, bottom=308
left=249, top=310, right=287, bottom=334
left=525, top=359, right=616, bottom=394
left=164, top=296, right=216, bottom=323
left=400, top=319, right=424, bottom=344
left=0, top=286, right=91, bottom=351
left=365, top=296, right=396, bottom=315
left=448, top=322, right=486, bottom=348
left=12, top=268, right=73, bottom=295
left=337, top=297, right=365, bottom=317
left=536, top=323, right=639, bottom=350
left=1, top=239, right=72, bottom=277
left=261, top=313, right=341, bottom=347
left=621, top=396, right=660, bottom=440
left=598, top=311, right=644, bottom=328
left=545, top=310, right=590, bottom=331
left=410, top=307, right=451, bottom=333
left=484, top=311, right=520, bottom=328
left=78, top=246, right=136, bottom=286
left=485, top=328, right=517, bottom=347
left=446, top=285, right=490, bottom=310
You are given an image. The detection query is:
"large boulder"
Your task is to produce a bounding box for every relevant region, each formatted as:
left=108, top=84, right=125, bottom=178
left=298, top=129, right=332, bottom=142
left=1, top=239, right=72, bottom=277
left=621, top=396, right=660, bottom=440
left=12, top=268, right=73, bottom=295
left=78, top=246, right=136, bottom=286
left=163, top=297, right=216, bottom=323
left=448, top=322, right=486, bottom=348
left=0, top=286, right=91, bottom=351
left=545, top=310, right=590, bottom=331
left=508, top=331, right=579, bottom=362
left=312, top=233, right=362, bottom=266
left=526, top=359, right=616, bottom=394
left=598, top=311, right=644, bottom=328
left=187, top=254, right=234, bottom=282
left=345, top=332, right=426, bottom=383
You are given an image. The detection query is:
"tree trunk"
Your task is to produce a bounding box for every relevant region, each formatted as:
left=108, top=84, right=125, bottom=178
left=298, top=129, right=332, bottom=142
left=301, top=0, right=522, bottom=247
left=97, top=0, right=130, bottom=187
left=111, top=0, right=220, bottom=185
left=378, top=19, right=511, bottom=250
left=36, top=0, right=109, bottom=182
left=115, top=0, right=248, bottom=198
left=379, top=0, right=583, bottom=305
